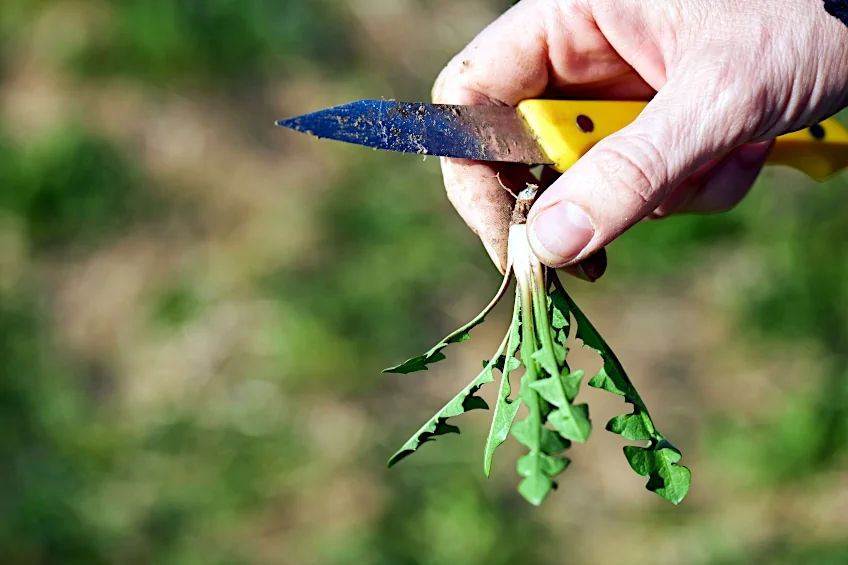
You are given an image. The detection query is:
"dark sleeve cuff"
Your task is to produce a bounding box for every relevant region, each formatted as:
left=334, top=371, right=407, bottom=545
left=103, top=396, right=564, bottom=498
left=824, top=0, right=848, bottom=26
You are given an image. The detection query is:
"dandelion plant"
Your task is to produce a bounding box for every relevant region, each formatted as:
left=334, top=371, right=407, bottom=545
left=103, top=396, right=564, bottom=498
left=384, top=184, right=691, bottom=506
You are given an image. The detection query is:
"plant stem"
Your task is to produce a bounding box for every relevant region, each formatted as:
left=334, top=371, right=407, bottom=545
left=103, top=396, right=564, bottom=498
left=531, top=262, right=574, bottom=394
left=512, top=224, right=544, bottom=450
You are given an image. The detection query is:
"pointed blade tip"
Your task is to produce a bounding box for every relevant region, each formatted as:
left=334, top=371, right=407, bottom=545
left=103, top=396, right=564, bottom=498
left=274, top=101, right=550, bottom=164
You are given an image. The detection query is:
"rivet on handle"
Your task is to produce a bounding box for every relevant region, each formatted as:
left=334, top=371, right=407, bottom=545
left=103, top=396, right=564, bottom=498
left=576, top=114, right=594, bottom=134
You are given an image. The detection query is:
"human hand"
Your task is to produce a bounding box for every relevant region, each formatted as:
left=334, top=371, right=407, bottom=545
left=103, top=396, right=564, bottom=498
left=433, top=0, right=848, bottom=279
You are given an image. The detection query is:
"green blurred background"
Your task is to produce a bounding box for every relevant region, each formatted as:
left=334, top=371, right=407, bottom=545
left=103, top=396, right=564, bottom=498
left=1, top=1, right=847, bottom=564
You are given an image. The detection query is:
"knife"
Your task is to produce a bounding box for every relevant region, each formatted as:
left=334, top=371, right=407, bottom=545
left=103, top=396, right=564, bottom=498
left=277, top=99, right=848, bottom=181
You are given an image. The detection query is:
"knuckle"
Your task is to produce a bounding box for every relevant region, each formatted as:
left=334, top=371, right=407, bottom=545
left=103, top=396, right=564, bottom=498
left=431, top=55, right=496, bottom=106
left=431, top=52, right=477, bottom=104
left=592, top=138, right=667, bottom=210
left=431, top=60, right=456, bottom=103
left=670, top=59, right=766, bottom=148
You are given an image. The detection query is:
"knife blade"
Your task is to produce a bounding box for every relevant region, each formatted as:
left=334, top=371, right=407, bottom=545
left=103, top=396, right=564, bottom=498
left=277, top=99, right=848, bottom=181
left=276, top=100, right=551, bottom=165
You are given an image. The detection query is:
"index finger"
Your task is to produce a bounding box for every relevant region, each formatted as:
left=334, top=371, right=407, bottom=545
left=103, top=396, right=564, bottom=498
left=432, top=0, right=651, bottom=270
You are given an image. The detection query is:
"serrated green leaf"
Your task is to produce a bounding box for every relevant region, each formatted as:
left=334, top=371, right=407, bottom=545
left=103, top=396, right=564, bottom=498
left=512, top=419, right=571, bottom=454
left=512, top=275, right=555, bottom=505
left=483, top=292, right=523, bottom=476
left=623, top=442, right=691, bottom=504
left=509, top=417, right=533, bottom=446
left=510, top=266, right=579, bottom=506
left=555, top=277, right=648, bottom=413
left=517, top=467, right=554, bottom=506
left=528, top=374, right=567, bottom=405
left=517, top=452, right=569, bottom=478
left=549, top=285, right=571, bottom=345
left=553, top=342, right=568, bottom=366
left=383, top=268, right=513, bottom=374
left=588, top=366, right=628, bottom=396
left=550, top=272, right=690, bottom=504
left=529, top=290, right=570, bottom=377
left=606, top=412, right=652, bottom=441
left=543, top=292, right=569, bottom=366
left=546, top=402, right=591, bottom=443
left=516, top=452, right=569, bottom=506
left=539, top=426, right=571, bottom=454
left=383, top=341, right=456, bottom=374
left=387, top=335, right=510, bottom=467
left=529, top=345, right=559, bottom=381
left=607, top=413, right=654, bottom=441
left=529, top=272, right=592, bottom=445
left=529, top=373, right=591, bottom=442
left=550, top=294, right=569, bottom=331
left=529, top=370, right=584, bottom=405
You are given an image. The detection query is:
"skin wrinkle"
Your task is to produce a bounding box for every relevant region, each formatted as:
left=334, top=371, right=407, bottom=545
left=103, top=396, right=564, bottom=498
left=537, top=3, right=556, bottom=89
left=599, top=140, right=668, bottom=209
left=633, top=87, right=703, bottom=171
left=709, top=76, right=755, bottom=148
left=783, top=29, right=811, bottom=127
left=591, top=1, right=670, bottom=89
left=432, top=0, right=848, bottom=272
left=545, top=5, right=621, bottom=85
left=751, top=24, right=790, bottom=141
left=663, top=62, right=754, bottom=155
left=465, top=4, right=550, bottom=104
left=768, top=2, right=845, bottom=132
left=809, top=25, right=839, bottom=122
left=644, top=102, right=692, bottom=168
left=782, top=29, right=819, bottom=129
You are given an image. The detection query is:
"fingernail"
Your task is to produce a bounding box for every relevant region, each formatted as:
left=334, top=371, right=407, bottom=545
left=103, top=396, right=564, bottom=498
left=576, top=264, right=594, bottom=282
left=562, top=265, right=592, bottom=282
left=529, top=202, right=595, bottom=265
left=582, top=250, right=608, bottom=282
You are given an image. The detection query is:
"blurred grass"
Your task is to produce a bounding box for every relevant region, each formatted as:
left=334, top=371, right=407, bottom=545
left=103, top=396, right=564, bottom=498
left=70, top=1, right=357, bottom=83
left=259, top=152, right=488, bottom=392
left=1, top=1, right=847, bottom=564
left=0, top=127, right=158, bottom=252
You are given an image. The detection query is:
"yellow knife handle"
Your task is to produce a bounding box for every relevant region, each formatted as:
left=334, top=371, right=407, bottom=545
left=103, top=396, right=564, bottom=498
left=516, top=99, right=848, bottom=181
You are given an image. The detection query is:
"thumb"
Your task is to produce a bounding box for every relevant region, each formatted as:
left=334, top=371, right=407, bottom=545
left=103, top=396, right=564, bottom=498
left=526, top=78, right=756, bottom=267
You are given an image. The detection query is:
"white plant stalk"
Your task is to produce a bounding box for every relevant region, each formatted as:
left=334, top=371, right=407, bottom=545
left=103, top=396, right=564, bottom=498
left=385, top=183, right=691, bottom=506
